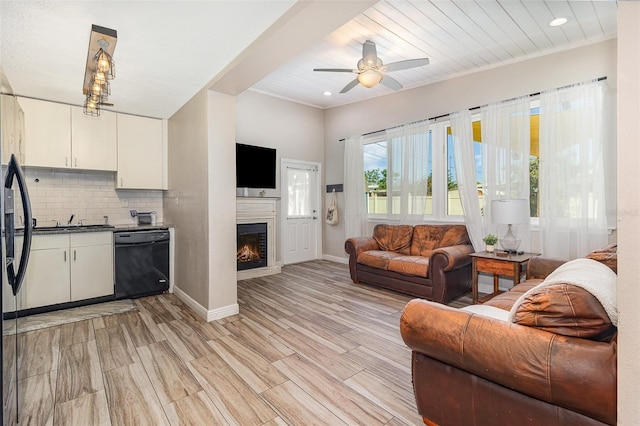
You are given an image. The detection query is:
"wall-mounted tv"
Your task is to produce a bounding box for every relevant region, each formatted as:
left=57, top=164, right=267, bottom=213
left=236, top=143, right=277, bottom=189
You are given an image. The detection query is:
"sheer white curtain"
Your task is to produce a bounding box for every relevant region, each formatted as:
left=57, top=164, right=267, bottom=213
left=385, top=121, right=431, bottom=224
left=481, top=96, right=531, bottom=251
left=450, top=111, right=484, bottom=251
left=539, top=80, right=608, bottom=259
left=344, top=136, right=366, bottom=238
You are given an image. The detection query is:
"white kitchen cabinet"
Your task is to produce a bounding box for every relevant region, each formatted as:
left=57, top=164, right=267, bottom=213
left=116, top=114, right=166, bottom=189
left=70, top=232, right=114, bottom=301
left=24, top=234, right=71, bottom=309
left=70, top=107, right=117, bottom=171
left=21, top=232, right=114, bottom=310
left=19, top=97, right=71, bottom=168
left=19, top=97, right=117, bottom=171
left=1, top=94, right=26, bottom=165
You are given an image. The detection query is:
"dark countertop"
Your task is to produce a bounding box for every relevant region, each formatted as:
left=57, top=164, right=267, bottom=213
left=25, top=223, right=173, bottom=235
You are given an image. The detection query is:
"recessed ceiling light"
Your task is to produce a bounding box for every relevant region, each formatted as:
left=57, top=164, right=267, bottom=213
left=549, top=17, right=568, bottom=27
left=323, top=91, right=332, bottom=96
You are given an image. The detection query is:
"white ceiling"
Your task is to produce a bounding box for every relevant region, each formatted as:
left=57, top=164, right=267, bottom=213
left=253, top=0, right=618, bottom=109
left=0, top=1, right=618, bottom=118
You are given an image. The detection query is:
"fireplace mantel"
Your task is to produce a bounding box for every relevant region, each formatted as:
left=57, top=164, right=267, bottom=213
left=237, top=198, right=281, bottom=280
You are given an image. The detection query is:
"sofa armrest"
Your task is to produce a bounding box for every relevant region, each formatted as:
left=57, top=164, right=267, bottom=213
left=400, top=299, right=617, bottom=425
left=345, top=236, right=379, bottom=257
left=430, top=244, right=474, bottom=272
left=345, top=237, right=380, bottom=283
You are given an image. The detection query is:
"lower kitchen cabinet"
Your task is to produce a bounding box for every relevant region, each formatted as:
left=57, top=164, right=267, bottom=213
left=70, top=233, right=114, bottom=301
left=25, top=235, right=70, bottom=309
left=24, top=232, right=113, bottom=310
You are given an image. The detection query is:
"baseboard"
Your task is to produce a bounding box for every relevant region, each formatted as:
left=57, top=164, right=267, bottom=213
left=172, top=285, right=239, bottom=322
left=322, top=254, right=348, bottom=264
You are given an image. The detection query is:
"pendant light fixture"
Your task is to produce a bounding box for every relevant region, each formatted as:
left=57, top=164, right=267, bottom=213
left=82, top=25, right=117, bottom=116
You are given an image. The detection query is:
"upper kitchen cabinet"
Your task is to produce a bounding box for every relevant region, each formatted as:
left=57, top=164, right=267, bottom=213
left=116, top=113, right=167, bottom=190
left=70, top=106, right=117, bottom=171
left=20, top=96, right=71, bottom=168
left=1, top=94, right=25, bottom=165
left=19, top=97, right=117, bottom=171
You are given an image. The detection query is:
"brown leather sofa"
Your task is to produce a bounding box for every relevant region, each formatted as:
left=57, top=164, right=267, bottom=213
left=345, top=224, right=474, bottom=303
left=400, top=248, right=618, bottom=426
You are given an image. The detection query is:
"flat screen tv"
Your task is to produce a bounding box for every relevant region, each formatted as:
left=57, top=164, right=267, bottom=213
left=236, top=143, right=277, bottom=189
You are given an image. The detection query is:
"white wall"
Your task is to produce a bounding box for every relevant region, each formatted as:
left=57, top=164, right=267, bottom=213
left=617, top=2, right=640, bottom=423
left=207, top=90, right=237, bottom=313
left=165, top=89, right=210, bottom=308
left=236, top=90, right=325, bottom=262
left=323, top=39, right=618, bottom=259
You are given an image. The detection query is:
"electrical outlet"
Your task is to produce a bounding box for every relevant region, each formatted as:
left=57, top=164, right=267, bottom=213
left=175, top=196, right=180, bottom=206
left=121, top=198, right=129, bottom=207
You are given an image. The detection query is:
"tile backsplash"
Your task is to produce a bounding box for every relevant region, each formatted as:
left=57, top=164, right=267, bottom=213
left=22, top=168, right=163, bottom=227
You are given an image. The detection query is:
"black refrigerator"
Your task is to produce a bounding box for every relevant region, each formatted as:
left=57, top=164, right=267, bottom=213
left=1, top=127, right=34, bottom=420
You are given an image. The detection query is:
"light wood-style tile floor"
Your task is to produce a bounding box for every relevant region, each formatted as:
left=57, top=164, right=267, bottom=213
left=7, top=260, right=472, bottom=425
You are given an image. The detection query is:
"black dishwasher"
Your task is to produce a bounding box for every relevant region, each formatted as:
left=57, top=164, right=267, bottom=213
left=114, top=229, right=169, bottom=299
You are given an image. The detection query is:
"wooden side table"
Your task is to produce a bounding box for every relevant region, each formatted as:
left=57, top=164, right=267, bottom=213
left=470, top=251, right=540, bottom=304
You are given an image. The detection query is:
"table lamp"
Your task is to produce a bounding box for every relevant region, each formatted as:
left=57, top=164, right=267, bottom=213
left=491, top=199, right=529, bottom=254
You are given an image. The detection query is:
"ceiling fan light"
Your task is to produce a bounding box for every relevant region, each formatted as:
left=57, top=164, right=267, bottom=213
left=357, top=69, right=383, bottom=88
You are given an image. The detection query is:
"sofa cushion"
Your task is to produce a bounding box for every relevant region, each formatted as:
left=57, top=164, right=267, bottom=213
left=510, top=284, right=617, bottom=341
left=357, top=250, right=404, bottom=270
left=484, top=279, right=543, bottom=311
left=387, top=256, right=430, bottom=277
left=508, top=258, right=617, bottom=341
left=410, top=225, right=470, bottom=257
left=373, top=224, right=413, bottom=255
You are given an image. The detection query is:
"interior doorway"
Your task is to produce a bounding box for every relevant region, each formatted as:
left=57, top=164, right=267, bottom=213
left=281, top=159, right=321, bottom=265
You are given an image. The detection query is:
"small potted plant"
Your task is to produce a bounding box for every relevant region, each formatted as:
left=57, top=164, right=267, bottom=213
left=483, top=234, right=498, bottom=253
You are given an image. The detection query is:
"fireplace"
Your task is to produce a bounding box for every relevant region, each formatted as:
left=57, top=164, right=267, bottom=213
left=237, top=222, right=268, bottom=271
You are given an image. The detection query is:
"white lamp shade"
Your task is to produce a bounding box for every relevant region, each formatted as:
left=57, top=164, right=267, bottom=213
left=492, top=199, right=529, bottom=225
left=357, top=69, right=383, bottom=88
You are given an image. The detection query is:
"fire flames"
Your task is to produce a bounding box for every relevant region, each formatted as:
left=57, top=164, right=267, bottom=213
left=237, top=244, right=260, bottom=262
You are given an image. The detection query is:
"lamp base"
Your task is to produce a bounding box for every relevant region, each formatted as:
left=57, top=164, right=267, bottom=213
left=500, top=224, right=521, bottom=253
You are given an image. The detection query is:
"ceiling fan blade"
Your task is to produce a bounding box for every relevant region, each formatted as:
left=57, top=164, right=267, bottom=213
left=383, top=58, right=430, bottom=72
left=340, top=79, right=360, bottom=94
left=98, top=102, right=114, bottom=106
left=313, top=68, right=357, bottom=73
left=380, top=75, right=403, bottom=91
left=362, top=40, right=378, bottom=67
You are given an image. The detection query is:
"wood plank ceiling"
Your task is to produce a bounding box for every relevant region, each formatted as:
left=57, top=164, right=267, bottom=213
left=250, top=0, right=618, bottom=109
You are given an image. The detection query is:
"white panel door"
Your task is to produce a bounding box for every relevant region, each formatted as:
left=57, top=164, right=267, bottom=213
left=281, top=159, right=320, bottom=265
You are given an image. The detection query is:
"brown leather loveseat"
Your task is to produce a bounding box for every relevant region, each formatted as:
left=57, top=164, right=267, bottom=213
left=345, top=224, right=474, bottom=303
left=400, top=247, right=618, bottom=425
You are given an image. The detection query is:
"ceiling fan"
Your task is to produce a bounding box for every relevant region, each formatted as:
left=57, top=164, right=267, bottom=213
left=313, top=40, right=429, bottom=93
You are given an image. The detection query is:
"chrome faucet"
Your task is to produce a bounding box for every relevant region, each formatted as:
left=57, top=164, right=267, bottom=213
left=67, top=214, right=75, bottom=225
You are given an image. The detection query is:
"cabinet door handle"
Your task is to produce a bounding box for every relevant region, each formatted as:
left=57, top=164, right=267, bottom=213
left=74, top=157, right=77, bottom=167
left=65, top=157, right=68, bottom=167
left=120, top=178, right=123, bottom=187
left=64, top=251, right=67, bottom=262
left=73, top=250, right=76, bottom=261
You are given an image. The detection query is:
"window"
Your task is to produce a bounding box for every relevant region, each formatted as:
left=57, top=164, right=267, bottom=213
left=362, top=106, right=541, bottom=222
left=363, top=139, right=388, bottom=215
left=363, top=128, right=432, bottom=218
